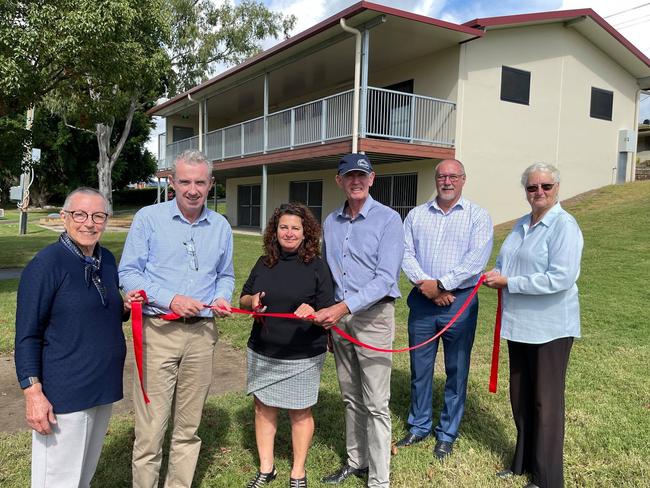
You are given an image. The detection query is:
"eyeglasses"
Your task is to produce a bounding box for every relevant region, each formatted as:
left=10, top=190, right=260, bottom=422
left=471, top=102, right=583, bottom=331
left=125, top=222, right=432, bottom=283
left=526, top=183, right=556, bottom=193
left=64, top=210, right=109, bottom=224
left=436, top=173, right=465, bottom=182
left=183, top=238, right=199, bottom=271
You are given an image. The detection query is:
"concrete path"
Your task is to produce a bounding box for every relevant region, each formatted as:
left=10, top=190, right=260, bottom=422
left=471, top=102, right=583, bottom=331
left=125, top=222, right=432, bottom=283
left=0, top=268, right=22, bottom=281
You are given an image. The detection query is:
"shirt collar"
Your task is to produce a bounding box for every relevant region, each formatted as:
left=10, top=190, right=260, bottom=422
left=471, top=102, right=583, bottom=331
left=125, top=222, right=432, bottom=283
left=428, top=196, right=467, bottom=214
left=169, top=198, right=210, bottom=224
left=537, top=202, right=563, bottom=227
left=519, top=202, right=563, bottom=232
left=337, top=195, right=376, bottom=220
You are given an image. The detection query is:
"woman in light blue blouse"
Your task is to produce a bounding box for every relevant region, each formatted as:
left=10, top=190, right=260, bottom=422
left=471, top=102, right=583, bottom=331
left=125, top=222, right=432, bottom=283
left=484, top=163, right=583, bottom=488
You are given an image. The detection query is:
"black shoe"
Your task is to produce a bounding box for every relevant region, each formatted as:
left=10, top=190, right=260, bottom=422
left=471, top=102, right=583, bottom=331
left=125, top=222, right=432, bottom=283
left=496, top=469, right=514, bottom=479
left=396, top=432, right=429, bottom=447
left=247, top=466, right=277, bottom=487
left=289, top=473, right=307, bottom=488
left=321, top=464, right=369, bottom=484
left=433, top=440, right=453, bottom=460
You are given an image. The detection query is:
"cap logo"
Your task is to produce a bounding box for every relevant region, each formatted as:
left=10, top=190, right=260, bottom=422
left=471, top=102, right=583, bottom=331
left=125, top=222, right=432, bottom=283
left=357, top=159, right=370, bottom=169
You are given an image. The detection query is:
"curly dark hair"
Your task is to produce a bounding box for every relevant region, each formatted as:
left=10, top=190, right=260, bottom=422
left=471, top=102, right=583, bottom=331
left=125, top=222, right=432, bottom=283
left=262, top=202, right=321, bottom=267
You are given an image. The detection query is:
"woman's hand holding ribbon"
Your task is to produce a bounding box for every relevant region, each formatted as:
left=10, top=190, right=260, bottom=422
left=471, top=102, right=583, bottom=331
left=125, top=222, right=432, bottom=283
left=483, top=269, right=508, bottom=289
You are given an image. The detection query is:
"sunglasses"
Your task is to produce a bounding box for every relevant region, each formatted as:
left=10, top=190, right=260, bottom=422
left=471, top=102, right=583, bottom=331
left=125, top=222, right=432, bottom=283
left=526, top=183, right=555, bottom=193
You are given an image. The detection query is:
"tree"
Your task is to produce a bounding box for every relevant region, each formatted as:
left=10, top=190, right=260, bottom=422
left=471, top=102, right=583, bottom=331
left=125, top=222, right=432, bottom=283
left=1, top=0, right=296, bottom=210
left=168, top=0, right=296, bottom=94
left=26, top=108, right=157, bottom=207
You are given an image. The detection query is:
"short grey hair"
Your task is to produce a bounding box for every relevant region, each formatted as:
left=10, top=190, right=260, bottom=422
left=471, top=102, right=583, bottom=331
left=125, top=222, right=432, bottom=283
left=171, top=149, right=211, bottom=176
left=521, top=162, right=561, bottom=187
left=63, top=187, right=109, bottom=213
left=435, top=158, right=465, bottom=175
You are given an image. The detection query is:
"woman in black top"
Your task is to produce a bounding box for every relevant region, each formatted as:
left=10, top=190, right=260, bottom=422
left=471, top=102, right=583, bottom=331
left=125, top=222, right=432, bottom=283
left=241, top=203, right=334, bottom=488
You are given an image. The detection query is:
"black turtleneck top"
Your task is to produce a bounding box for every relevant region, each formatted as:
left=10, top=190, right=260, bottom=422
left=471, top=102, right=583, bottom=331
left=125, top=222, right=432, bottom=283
left=242, top=252, right=335, bottom=359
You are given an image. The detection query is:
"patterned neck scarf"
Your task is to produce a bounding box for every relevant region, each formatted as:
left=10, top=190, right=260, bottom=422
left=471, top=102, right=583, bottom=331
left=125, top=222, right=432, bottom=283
left=59, top=232, right=107, bottom=306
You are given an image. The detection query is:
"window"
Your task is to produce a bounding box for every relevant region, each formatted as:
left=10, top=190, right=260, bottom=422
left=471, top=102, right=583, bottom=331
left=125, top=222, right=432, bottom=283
left=172, top=126, right=194, bottom=142
left=500, top=66, right=531, bottom=105
left=370, top=173, right=417, bottom=220
left=237, top=184, right=260, bottom=227
left=590, top=87, right=613, bottom=121
left=289, top=180, right=323, bottom=221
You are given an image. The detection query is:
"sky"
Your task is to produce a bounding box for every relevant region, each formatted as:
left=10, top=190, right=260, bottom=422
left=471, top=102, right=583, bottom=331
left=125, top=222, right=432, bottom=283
left=146, top=0, right=650, bottom=156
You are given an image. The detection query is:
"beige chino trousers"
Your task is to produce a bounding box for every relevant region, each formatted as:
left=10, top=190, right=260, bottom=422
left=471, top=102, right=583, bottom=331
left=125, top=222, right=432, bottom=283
left=332, top=301, right=395, bottom=488
left=132, top=316, right=218, bottom=488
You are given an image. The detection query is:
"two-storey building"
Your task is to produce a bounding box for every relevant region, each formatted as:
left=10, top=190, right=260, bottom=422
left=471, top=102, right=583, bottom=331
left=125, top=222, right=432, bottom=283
left=150, top=2, right=650, bottom=226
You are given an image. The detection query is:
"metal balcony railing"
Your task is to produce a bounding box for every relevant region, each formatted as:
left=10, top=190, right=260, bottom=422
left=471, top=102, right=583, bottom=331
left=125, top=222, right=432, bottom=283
left=159, top=87, right=455, bottom=170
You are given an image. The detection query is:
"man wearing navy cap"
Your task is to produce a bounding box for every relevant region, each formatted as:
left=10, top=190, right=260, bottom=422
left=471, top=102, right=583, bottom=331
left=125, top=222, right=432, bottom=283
left=314, top=153, right=404, bottom=488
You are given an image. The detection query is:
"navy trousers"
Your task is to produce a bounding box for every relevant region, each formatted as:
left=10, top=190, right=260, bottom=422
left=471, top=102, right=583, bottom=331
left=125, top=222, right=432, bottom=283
left=406, top=287, right=479, bottom=442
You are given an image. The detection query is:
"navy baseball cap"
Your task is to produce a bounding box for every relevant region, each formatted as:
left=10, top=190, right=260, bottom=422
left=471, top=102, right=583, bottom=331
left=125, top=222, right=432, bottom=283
left=338, top=153, right=373, bottom=175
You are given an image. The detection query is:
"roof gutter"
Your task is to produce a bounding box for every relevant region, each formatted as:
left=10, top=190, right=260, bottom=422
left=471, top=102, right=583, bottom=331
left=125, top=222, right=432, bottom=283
left=187, top=93, right=203, bottom=152
left=339, top=18, right=361, bottom=154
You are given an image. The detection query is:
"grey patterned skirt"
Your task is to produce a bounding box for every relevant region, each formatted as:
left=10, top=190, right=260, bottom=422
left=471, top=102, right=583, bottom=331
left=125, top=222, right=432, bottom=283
left=246, top=348, right=326, bottom=409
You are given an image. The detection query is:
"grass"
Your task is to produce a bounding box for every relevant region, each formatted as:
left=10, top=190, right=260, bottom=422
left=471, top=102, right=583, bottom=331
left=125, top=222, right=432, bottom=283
left=1, top=183, right=650, bottom=486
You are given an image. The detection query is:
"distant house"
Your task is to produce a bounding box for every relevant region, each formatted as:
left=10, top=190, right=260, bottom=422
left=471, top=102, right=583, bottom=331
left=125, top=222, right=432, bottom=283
left=638, top=122, right=650, bottom=164
left=149, top=2, right=650, bottom=227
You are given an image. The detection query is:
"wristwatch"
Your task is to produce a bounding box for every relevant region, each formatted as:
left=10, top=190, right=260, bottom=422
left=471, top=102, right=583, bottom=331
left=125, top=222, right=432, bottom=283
left=19, top=376, right=40, bottom=389
left=437, top=280, right=446, bottom=292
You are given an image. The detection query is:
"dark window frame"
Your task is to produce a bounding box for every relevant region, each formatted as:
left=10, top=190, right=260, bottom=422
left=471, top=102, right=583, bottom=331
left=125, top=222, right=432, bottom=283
left=289, top=180, right=323, bottom=221
left=237, top=184, right=261, bottom=228
left=500, top=66, right=531, bottom=106
left=590, top=87, right=613, bottom=121
left=370, top=172, right=418, bottom=220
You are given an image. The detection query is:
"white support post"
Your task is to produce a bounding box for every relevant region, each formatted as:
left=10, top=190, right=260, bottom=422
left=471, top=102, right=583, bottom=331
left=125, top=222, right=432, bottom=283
left=261, top=165, right=268, bottom=233
left=264, top=73, right=269, bottom=153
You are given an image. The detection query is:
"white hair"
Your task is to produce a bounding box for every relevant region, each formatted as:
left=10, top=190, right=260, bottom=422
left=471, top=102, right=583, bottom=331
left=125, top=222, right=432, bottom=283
left=62, top=187, right=109, bottom=213
left=171, top=150, right=211, bottom=176
left=520, top=162, right=561, bottom=187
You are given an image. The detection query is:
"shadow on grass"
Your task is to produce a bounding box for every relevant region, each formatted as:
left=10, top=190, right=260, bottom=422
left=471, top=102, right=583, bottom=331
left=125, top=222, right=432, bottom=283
left=390, top=366, right=514, bottom=465
left=92, top=403, right=231, bottom=488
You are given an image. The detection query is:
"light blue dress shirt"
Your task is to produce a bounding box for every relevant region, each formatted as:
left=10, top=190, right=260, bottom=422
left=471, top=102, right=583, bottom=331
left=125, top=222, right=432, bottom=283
left=497, top=203, right=583, bottom=344
left=119, top=199, right=235, bottom=317
left=323, top=195, right=404, bottom=314
left=402, top=197, right=493, bottom=290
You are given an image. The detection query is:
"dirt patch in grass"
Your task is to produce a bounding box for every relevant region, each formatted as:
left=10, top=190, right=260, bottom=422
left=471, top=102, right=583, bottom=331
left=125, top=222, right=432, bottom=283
left=0, top=340, right=246, bottom=434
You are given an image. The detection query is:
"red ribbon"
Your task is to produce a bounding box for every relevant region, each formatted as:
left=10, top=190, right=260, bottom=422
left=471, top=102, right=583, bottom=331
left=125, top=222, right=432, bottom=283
left=131, top=291, right=150, bottom=404
left=130, top=275, right=502, bottom=402
left=488, top=288, right=503, bottom=393
left=215, top=276, right=486, bottom=355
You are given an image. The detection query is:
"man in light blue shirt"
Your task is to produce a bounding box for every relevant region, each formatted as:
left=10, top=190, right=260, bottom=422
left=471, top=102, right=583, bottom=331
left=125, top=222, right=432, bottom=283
left=399, top=159, right=493, bottom=460
left=314, top=153, right=404, bottom=488
left=119, top=150, right=234, bottom=488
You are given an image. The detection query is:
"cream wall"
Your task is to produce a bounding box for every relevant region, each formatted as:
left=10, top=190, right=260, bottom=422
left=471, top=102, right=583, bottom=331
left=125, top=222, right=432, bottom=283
left=223, top=159, right=439, bottom=228
left=370, top=45, right=460, bottom=101
left=165, top=115, right=199, bottom=144
left=456, top=23, right=639, bottom=224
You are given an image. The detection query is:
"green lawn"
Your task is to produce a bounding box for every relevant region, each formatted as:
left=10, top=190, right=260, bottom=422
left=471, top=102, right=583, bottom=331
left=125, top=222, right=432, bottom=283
left=1, top=183, right=649, bottom=487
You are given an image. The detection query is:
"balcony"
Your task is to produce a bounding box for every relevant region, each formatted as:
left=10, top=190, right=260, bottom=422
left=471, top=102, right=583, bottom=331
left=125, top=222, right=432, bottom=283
left=158, top=87, right=456, bottom=171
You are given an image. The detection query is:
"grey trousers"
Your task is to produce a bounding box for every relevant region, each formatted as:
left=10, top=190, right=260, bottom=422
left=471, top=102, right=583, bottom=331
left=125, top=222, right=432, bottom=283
left=31, top=403, right=113, bottom=488
left=332, top=301, right=395, bottom=488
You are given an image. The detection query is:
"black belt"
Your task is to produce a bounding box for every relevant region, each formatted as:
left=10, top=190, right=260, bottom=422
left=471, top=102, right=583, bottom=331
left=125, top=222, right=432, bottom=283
left=154, top=315, right=207, bottom=324
left=376, top=296, right=396, bottom=304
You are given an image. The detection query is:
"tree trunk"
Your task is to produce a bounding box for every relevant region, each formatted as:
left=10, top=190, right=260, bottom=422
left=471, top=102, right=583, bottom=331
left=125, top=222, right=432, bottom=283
left=95, top=97, right=138, bottom=213
left=96, top=123, right=114, bottom=212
